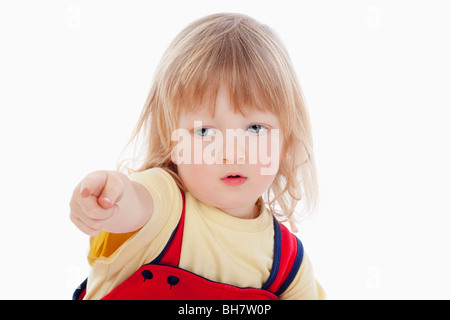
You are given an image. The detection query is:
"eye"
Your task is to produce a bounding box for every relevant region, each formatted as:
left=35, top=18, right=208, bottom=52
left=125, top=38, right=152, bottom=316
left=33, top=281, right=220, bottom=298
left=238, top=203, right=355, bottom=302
left=194, top=127, right=215, bottom=138
left=246, top=124, right=267, bottom=134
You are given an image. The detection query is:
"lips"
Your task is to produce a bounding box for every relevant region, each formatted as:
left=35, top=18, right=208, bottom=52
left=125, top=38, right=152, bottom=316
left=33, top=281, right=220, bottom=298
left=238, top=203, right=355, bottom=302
left=221, top=173, right=247, bottom=186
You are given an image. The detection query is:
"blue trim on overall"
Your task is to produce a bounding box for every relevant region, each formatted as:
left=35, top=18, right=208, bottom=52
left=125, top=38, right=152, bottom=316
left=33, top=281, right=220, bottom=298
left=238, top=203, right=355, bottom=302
left=276, top=236, right=304, bottom=296
left=73, top=277, right=88, bottom=300
left=261, top=219, right=282, bottom=290
left=150, top=221, right=181, bottom=265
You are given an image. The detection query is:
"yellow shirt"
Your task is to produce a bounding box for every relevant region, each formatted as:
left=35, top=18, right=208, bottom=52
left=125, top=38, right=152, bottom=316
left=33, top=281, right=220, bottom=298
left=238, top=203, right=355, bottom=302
left=84, top=168, right=325, bottom=300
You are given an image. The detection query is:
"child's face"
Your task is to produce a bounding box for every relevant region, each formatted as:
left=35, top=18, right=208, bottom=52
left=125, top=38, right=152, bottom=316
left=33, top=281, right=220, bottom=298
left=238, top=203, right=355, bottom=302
left=174, top=84, right=284, bottom=219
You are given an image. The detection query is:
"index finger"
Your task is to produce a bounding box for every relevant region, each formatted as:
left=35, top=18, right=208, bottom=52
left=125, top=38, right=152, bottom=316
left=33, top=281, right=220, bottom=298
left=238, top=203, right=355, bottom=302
left=79, top=171, right=108, bottom=198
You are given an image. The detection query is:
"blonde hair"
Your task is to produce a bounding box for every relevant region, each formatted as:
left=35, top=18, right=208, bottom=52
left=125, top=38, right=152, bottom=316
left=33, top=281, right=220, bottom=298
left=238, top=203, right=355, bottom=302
left=119, top=13, right=318, bottom=230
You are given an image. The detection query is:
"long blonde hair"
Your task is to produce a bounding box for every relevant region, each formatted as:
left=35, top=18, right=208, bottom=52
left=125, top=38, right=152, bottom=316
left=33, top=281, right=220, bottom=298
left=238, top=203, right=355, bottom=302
left=119, top=13, right=318, bottom=230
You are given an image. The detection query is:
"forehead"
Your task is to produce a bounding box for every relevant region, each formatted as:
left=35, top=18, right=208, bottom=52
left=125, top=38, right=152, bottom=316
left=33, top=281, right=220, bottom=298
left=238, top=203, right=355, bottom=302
left=179, top=83, right=280, bottom=122
left=179, top=102, right=281, bottom=129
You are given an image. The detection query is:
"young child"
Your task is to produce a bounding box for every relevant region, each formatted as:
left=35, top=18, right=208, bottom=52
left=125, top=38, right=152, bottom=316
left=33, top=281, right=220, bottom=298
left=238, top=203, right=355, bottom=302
left=70, top=13, right=325, bottom=300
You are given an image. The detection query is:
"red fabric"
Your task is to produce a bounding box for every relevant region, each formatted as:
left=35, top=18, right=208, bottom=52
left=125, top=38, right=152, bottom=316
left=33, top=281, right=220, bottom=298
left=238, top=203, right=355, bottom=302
left=158, top=191, right=186, bottom=267
left=102, top=264, right=277, bottom=300
left=266, top=223, right=298, bottom=294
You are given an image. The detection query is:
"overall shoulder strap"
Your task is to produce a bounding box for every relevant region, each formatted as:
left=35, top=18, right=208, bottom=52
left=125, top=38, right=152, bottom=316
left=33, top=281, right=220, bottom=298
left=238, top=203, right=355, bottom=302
left=150, top=189, right=186, bottom=267
left=262, top=219, right=304, bottom=296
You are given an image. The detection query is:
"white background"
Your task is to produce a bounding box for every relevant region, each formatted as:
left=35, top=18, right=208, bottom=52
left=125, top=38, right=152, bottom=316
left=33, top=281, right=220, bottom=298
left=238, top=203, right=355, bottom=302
left=1, top=0, right=449, bottom=299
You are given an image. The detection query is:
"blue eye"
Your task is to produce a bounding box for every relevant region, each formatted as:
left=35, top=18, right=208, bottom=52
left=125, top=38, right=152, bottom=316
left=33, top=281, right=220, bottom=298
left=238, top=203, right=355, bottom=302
left=246, top=124, right=267, bottom=134
left=194, top=127, right=215, bottom=137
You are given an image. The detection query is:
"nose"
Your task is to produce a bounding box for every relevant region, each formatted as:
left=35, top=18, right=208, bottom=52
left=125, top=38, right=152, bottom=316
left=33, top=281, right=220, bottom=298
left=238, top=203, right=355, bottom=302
left=222, top=130, right=246, bottom=164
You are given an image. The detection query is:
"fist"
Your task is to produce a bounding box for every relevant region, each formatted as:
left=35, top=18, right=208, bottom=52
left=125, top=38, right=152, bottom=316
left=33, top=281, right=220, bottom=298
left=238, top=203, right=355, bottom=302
left=70, top=170, right=125, bottom=236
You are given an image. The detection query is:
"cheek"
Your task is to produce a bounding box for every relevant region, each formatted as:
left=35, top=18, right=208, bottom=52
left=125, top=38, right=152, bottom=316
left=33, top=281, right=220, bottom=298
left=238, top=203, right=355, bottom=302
left=251, top=167, right=278, bottom=191
left=178, top=163, right=199, bottom=181
left=253, top=131, right=283, bottom=176
left=177, top=163, right=212, bottom=192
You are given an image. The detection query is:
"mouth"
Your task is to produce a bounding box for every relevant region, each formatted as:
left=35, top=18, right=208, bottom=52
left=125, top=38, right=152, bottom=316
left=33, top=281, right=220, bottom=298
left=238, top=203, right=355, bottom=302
left=221, top=173, right=247, bottom=186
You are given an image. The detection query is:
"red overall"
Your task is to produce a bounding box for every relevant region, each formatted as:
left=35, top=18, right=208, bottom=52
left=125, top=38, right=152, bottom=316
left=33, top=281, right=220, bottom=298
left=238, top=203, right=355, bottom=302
left=73, top=191, right=303, bottom=300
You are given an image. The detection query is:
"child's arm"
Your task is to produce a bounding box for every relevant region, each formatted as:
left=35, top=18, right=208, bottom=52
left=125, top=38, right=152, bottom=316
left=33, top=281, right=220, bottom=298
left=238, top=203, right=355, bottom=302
left=70, top=170, right=153, bottom=236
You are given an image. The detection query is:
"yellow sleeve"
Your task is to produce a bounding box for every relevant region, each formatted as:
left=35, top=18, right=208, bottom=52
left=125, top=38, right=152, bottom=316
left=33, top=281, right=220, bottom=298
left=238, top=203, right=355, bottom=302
left=89, top=231, right=138, bottom=261
left=84, top=168, right=182, bottom=300
left=279, top=252, right=326, bottom=300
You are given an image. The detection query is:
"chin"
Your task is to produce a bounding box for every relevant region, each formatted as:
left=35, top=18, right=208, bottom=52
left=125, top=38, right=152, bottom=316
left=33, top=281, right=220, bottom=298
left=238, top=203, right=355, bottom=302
left=213, top=192, right=256, bottom=208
